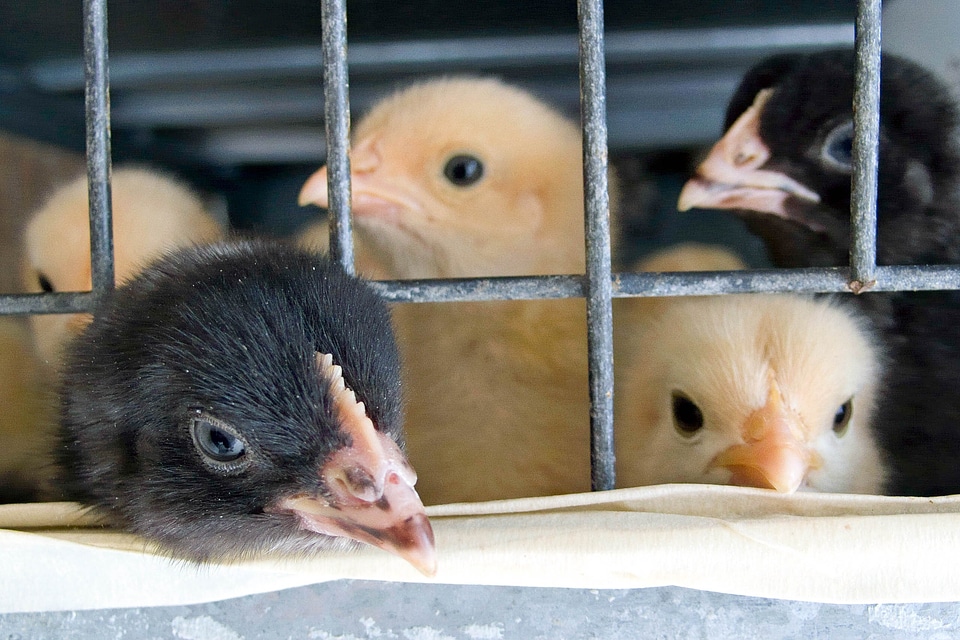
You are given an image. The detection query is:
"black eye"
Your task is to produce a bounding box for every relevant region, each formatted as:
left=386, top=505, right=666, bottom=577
left=38, top=272, right=55, bottom=293
left=821, top=120, right=854, bottom=172
left=672, top=391, right=704, bottom=436
left=191, top=416, right=247, bottom=466
left=443, top=154, right=484, bottom=186
left=833, top=399, right=853, bottom=436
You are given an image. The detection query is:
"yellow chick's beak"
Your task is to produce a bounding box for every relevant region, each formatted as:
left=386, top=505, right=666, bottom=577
left=297, top=165, right=331, bottom=208
left=710, top=379, right=816, bottom=493
left=677, top=88, right=820, bottom=217
left=297, top=140, right=418, bottom=225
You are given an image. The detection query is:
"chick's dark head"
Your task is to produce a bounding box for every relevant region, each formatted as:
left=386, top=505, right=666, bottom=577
left=679, top=49, right=960, bottom=267
left=58, top=240, right=435, bottom=575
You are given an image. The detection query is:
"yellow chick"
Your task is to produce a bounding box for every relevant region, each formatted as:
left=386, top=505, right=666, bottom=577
left=0, top=317, right=54, bottom=502
left=296, top=77, right=624, bottom=503
left=393, top=297, right=591, bottom=504
left=297, top=75, right=618, bottom=278
left=21, top=167, right=225, bottom=372
left=614, top=246, right=885, bottom=494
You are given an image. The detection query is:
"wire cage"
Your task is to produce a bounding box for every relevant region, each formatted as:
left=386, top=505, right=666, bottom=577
left=6, top=0, right=960, bottom=613
left=4, top=0, right=953, bottom=487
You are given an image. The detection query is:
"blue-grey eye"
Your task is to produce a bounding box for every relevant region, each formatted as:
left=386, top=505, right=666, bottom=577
left=443, top=154, right=484, bottom=186
left=833, top=399, right=853, bottom=436
left=191, top=416, right=246, bottom=464
left=672, top=391, right=704, bottom=436
left=821, top=121, right=854, bottom=171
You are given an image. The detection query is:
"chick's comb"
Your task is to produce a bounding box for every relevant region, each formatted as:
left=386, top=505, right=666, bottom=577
left=314, top=352, right=417, bottom=496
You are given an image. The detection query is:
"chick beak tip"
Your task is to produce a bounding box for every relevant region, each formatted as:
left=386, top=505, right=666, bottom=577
left=386, top=512, right=438, bottom=577
left=298, top=167, right=329, bottom=207
left=677, top=177, right=709, bottom=212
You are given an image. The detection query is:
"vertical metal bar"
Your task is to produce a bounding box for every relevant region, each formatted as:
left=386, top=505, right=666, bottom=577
left=577, top=0, right=616, bottom=491
left=83, top=0, right=114, bottom=294
left=320, top=0, right=355, bottom=274
left=849, top=0, right=881, bottom=292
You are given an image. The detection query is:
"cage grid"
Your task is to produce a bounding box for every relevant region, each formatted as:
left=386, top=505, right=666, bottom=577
left=2, top=0, right=956, bottom=494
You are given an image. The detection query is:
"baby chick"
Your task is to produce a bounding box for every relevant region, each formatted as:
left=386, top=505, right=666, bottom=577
left=21, top=166, right=224, bottom=371
left=615, top=290, right=886, bottom=494
left=297, top=75, right=618, bottom=278
left=677, top=49, right=960, bottom=268
left=0, top=317, right=54, bottom=502
left=392, top=297, right=592, bottom=504
left=296, top=77, right=623, bottom=503
left=57, top=240, right=436, bottom=574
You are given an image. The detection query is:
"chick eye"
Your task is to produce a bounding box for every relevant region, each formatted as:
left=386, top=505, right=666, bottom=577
left=37, top=272, right=55, bottom=293
left=672, top=391, right=704, bottom=436
left=191, top=416, right=247, bottom=466
left=443, top=154, right=484, bottom=186
left=833, top=399, right=853, bottom=437
left=820, top=120, right=854, bottom=172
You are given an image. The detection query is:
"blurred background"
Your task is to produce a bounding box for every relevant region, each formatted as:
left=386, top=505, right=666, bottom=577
left=4, top=1, right=957, bottom=285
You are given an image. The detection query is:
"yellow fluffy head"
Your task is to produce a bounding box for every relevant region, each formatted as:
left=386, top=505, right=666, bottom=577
left=615, top=294, right=886, bottom=494
left=21, top=167, right=224, bottom=371
left=299, top=76, right=608, bottom=278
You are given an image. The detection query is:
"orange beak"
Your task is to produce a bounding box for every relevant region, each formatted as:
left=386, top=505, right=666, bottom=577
left=297, top=138, right=418, bottom=225
left=710, top=379, right=817, bottom=493
left=677, top=88, right=820, bottom=217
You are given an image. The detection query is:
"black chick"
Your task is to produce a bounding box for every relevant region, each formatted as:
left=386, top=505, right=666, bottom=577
left=678, top=49, right=960, bottom=496
left=679, top=49, right=960, bottom=268
left=57, top=240, right=436, bottom=575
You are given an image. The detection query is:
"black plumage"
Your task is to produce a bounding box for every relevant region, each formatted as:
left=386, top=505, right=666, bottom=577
left=680, top=49, right=960, bottom=268
left=57, top=240, right=436, bottom=574
left=678, top=49, right=960, bottom=496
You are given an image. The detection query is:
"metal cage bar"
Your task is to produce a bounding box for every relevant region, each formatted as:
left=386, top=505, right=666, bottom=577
left=320, top=0, right=355, bottom=274
left=577, top=0, right=616, bottom=491
left=0, top=0, right=113, bottom=317
left=849, top=0, right=882, bottom=291
left=83, top=0, right=115, bottom=299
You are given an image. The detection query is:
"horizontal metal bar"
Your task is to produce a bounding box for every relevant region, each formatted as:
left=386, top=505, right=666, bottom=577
left=0, top=292, right=99, bottom=316
left=28, top=24, right=854, bottom=92
left=371, top=275, right=585, bottom=303
left=367, top=265, right=960, bottom=304
left=615, top=265, right=960, bottom=296
left=6, top=266, right=960, bottom=316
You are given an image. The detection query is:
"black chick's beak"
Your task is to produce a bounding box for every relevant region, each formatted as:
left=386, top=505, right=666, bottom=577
left=270, top=353, right=436, bottom=576
left=677, top=88, right=821, bottom=218
left=272, top=430, right=437, bottom=576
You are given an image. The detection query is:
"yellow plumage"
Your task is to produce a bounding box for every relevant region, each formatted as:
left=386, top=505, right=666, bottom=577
left=297, top=77, right=620, bottom=502
left=0, top=317, right=54, bottom=500
left=21, top=166, right=225, bottom=373
left=615, top=246, right=885, bottom=494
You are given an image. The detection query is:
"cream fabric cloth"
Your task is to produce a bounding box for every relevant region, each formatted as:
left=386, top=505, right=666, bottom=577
left=2, top=484, right=960, bottom=612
